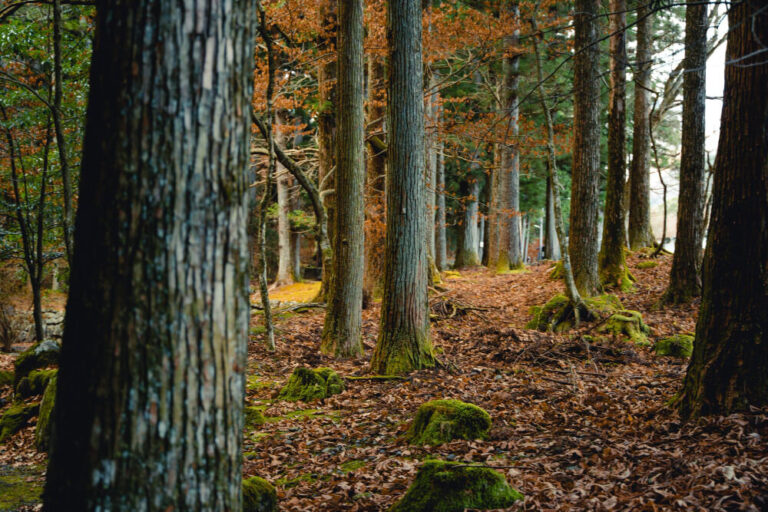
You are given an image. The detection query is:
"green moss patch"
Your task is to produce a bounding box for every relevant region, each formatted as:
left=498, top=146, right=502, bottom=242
left=0, top=370, right=12, bottom=389
left=245, top=406, right=266, bottom=428
left=13, top=340, right=60, bottom=387
left=636, top=260, right=658, bottom=269
left=406, top=399, right=491, bottom=446
left=0, top=465, right=44, bottom=510
left=34, top=374, right=56, bottom=452
left=655, top=334, right=694, bottom=358
left=597, top=310, right=651, bottom=347
left=389, top=460, right=523, bottom=512
left=277, top=367, right=344, bottom=402
left=15, top=368, right=57, bottom=399
left=0, top=403, right=39, bottom=443
left=548, top=261, right=564, bottom=280
left=340, top=460, right=367, bottom=474
left=526, top=294, right=622, bottom=333
left=243, top=476, right=277, bottom=512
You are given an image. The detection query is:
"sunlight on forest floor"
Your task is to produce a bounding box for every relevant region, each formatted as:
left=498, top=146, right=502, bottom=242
left=268, top=281, right=321, bottom=303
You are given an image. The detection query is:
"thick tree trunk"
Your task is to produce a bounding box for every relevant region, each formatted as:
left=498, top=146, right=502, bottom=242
left=544, top=173, right=560, bottom=260
left=679, top=2, right=768, bottom=419
left=569, top=0, right=602, bottom=296
left=435, top=138, right=447, bottom=270
left=628, top=2, right=655, bottom=249
left=276, top=118, right=294, bottom=286
left=664, top=1, right=707, bottom=304
left=425, top=74, right=438, bottom=261
left=598, top=0, right=631, bottom=290
left=322, top=0, right=365, bottom=358
left=371, top=0, right=434, bottom=375
left=43, top=1, right=253, bottom=508
left=455, top=179, right=480, bottom=267
left=486, top=146, right=500, bottom=268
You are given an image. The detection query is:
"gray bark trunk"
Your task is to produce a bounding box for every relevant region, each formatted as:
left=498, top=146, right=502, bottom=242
left=569, top=0, right=602, bottom=296
left=435, top=138, right=447, bottom=270
left=322, top=0, right=365, bottom=358
left=276, top=116, right=294, bottom=286
left=44, top=0, right=253, bottom=508
left=371, top=0, right=434, bottom=375
left=544, top=173, right=561, bottom=260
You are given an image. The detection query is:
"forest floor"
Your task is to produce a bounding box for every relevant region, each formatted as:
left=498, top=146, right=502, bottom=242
left=1, top=251, right=767, bottom=510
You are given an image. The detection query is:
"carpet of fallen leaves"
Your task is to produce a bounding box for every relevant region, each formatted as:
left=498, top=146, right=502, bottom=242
left=2, top=252, right=767, bottom=511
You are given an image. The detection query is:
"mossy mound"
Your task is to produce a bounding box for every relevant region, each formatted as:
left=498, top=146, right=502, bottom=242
left=35, top=374, right=57, bottom=451
left=655, top=334, right=694, bottom=358
left=243, top=476, right=277, bottom=512
left=389, top=460, right=523, bottom=512
left=597, top=310, right=651, bottom=347
left=636, top=260, right=658, bottom=269
left=406, top=399, right=491, bottom=446
left=15, top=368, right=57, bottom=399
left=0, top=370, right=12, bottom=389
left=0, top=465, right=44, bottom=510
left=526, top=294, right=622, bottom=333
left=245, top=406, right=266, bottom=427
left=548, top=261, right=564, bottom=280
left=0, top=403, right=39, bottom=443
left=277, top=367, right=344, bottom=402
left=13, top=340, right=60, bottom=387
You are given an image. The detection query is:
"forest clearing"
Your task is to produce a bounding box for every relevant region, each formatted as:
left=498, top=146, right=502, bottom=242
left=1, top=0, right=767, bottom=510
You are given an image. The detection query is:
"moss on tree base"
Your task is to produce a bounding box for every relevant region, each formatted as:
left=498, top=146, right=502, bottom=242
left=277, top=367, right=344, bottom=402
left=243, top=476, right=277, bottom=512
left=597, top=310, right=651, bottom=346
left=389, top=460, right=523, bottom=512
left=655, top=334, right=694, bottom=358
left=406, top=399, right=491, bottom=446
left=526, top=294, right=623, bottom=332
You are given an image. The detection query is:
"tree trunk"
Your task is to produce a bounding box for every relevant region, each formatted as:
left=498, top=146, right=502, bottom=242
left=276, top=117, right=294, bottom=286
left=370, top=0, right=434, bottom=375
left=455, top=179, right=480, bottom=267
left=435, top=138, right=447, bottom=270
left=43, top=1, right=253, bottom=508
left=569, top=0, right=602, bottom=296
left=322, top=0, right=365, bottom=358
left=598, top=0, right=631, bottom=290
left=663, top=1, right=707, bottom=304
left=544, top=172, right=560, bottom=260
left=486, top=146, right=500, bottom=268
left=628, top=2, right=655, bottom=249
left=679, top=1, right=768, bottom=419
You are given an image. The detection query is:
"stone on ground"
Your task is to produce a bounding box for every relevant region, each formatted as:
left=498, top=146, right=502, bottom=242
left=406, top=399, right=491, bottom=446
left=15, top=368, right=57, bottom=399
left=654, top=334, right=694, bottom=358
left=277, top=367, right=344, bottom=402
left=13, top=340, right=59, bottom=387
left=389, top=460, right=523, bottom=512
left=34, top=374, right=57, bottom=451
left=243, top=476, right=277, bottom=512
left=0, top=403, right=39, bottom=443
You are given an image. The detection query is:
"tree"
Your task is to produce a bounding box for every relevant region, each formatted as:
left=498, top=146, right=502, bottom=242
left=628, top=2, right=655, bottom=249
left=569, top=0, right=602, bottom=296
left=663, top=0, right=707, bottom=304
left=678, top=1, right=768, bottom=419
left=275, top=113, right=296, bottom=287
left=322, top=0, right=365, bottom=358
left=370, top=0, right=435, bottom=375
left=43, top=0, right=254, bottom=508
left=598, top=0, right=631, bottom=290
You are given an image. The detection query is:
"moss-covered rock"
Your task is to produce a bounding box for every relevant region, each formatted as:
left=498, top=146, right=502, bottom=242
left=245, top=406, right=266, bottom=427
left=0, top=370, right=12, bottom=389
left=0, top=403, right=39, bottom=443
left=243, top=476, right=277, bottom=512
left=526, top=294, right=622, bottom=333
left=13, top=340, right=60, bottom=387
left=406, top=399, right=491, bottom=446
left=0, top=465, right=44, bottom=510
left=34, top=374, right=56, bottom=451
left=636, top=260, right=658, bottom=269
left=389, top=460, right=523, bottom=512
left=655, top=334, right=694, bottom=358
left=15, top=368, right=57, bottom=399
left=598, top=310, right=651, bottom=346
left=277, top=367, right=344, bottom=402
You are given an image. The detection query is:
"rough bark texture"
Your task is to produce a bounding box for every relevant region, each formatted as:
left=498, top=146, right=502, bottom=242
left=628, top=2, right=655, bottom=249
left=371, top=0, right=434, bottom=375
left=486, top=147, right=500, bottom=268
left=455, top=179, right=481, bottom=268
left=569, top=0, right=602, bottom=296
left=435, top=137, right=447, bottom=270
left=322, top=0, right=365, bottom=358
left=43, top=1, right=253, bottom=509
left=679, top=2, right=768, bottom=419
left=664, top=1, right=706, bottom=304
left=426, top=74, right=438, bottom=261
left=598, top=0, right=631, bottom=290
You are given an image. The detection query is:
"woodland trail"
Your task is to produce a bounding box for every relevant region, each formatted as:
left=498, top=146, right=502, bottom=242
left=243, top=253, right=767, bottom=511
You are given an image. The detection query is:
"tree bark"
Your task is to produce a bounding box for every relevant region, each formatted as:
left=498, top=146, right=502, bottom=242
left=569, top=0, right=602, bottom=296
left=679, top=1, right=768, bottom=419
left=275, top=115, right=294, bottom=286
left=371, top=0, right=434, bottom=375
left=486, top=146, right=500, bottom=268
left=435, top=136, right=447, bottom=270
left=454, top=178, right=480, bottom=267
left=544, top=172, right=560, bottom=260
left=628, top=2, right=655, bottom=249
left=663, top=1, right=707, bottom=304
left=322, top=0, right=365, bottom=358
left=43, top=1, right=253, bottom=508
left=598, top=0, right=631, bottom=290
